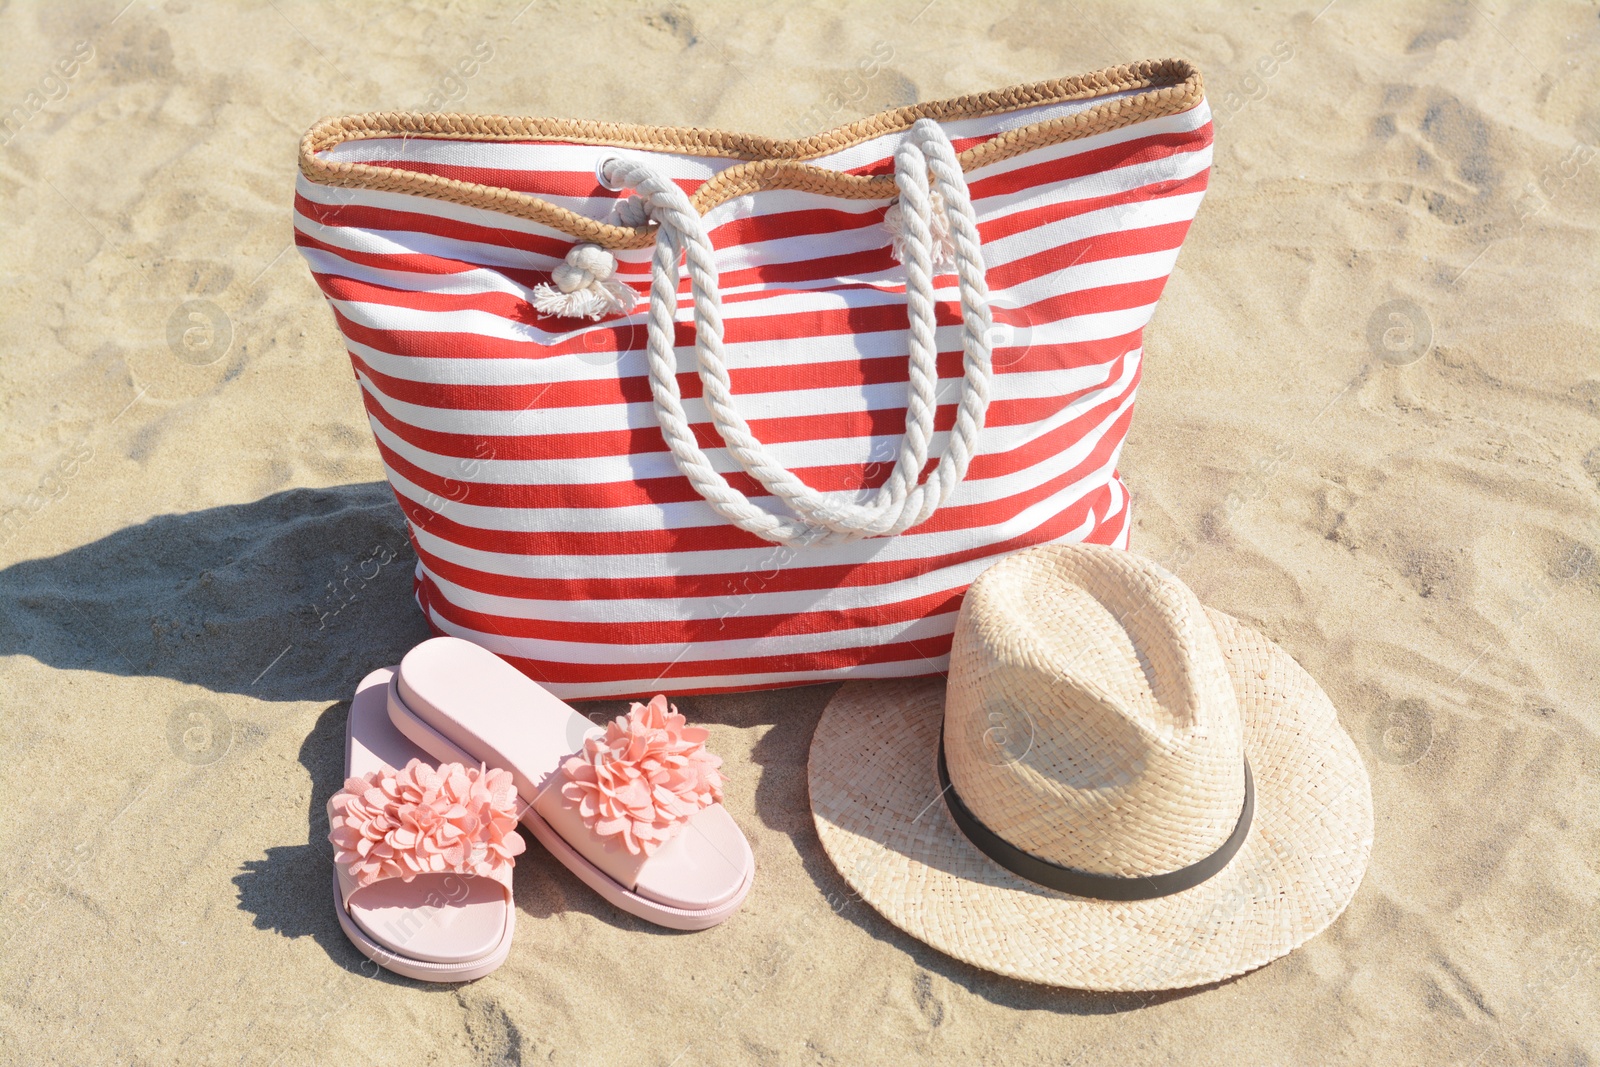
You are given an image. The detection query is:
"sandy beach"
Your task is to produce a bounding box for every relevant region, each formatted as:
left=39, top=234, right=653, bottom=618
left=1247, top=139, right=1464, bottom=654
left=2, top=0, right=1598, bottom=1063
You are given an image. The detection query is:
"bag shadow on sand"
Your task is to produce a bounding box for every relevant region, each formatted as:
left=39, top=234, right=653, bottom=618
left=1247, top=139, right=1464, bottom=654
left=0, top=482, right=429, bottom=702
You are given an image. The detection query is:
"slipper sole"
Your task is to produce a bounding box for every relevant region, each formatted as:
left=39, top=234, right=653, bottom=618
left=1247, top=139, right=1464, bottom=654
left=332, top=870, right=514, bottom=982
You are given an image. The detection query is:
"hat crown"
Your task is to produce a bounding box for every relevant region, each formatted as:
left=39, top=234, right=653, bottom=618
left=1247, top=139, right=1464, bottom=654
left=944, top=545, right=1247, bottom=878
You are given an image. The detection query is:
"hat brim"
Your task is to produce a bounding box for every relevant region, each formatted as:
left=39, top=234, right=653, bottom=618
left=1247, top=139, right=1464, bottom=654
left=807, top=608, right=1374, bottom=991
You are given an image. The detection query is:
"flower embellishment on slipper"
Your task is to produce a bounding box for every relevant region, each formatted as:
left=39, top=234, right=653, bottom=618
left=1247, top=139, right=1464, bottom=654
left=328, top=759, right=526, bottom=888
left=558, top=695, right=725, bottom=856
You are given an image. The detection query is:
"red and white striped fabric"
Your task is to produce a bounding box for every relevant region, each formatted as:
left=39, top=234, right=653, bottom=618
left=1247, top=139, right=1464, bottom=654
left=295, top=64, right=1212, bottom=699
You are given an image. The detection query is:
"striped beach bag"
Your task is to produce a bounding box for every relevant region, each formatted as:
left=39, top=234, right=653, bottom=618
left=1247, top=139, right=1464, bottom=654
left=294, top=59, right=1211, bottom=699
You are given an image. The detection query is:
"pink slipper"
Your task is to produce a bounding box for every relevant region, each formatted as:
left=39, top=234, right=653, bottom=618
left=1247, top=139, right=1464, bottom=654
left=385, top=638, right=754, bottom=931
left=328, top=667, right=525, bottom=982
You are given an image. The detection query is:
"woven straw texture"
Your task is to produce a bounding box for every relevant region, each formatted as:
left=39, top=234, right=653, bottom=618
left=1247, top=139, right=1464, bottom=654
left=946, top=548, right=1247, bottom=876
left=808, top=546, right=1373, bottom=990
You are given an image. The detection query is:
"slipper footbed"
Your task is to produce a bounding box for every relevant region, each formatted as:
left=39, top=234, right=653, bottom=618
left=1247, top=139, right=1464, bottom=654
left=338, top=669, right=513, bottom=967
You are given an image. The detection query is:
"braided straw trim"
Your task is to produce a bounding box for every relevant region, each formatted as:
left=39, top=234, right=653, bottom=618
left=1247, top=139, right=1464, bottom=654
left=298, top=58, right=1204, bottom=249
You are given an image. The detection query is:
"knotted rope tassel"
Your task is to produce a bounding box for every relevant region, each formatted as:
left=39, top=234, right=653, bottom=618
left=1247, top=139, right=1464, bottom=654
left=532, top=243, right=640, bottom=320
left=884, top=189, right=956, bottom=269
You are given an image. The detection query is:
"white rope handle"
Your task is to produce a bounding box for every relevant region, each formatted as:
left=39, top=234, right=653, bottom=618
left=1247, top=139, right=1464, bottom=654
left=601, top=118, right=994, bottom=546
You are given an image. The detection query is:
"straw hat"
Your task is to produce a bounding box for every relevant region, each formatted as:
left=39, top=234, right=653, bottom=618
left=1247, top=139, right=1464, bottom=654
left=807, top=544, right=1373, bottom=990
